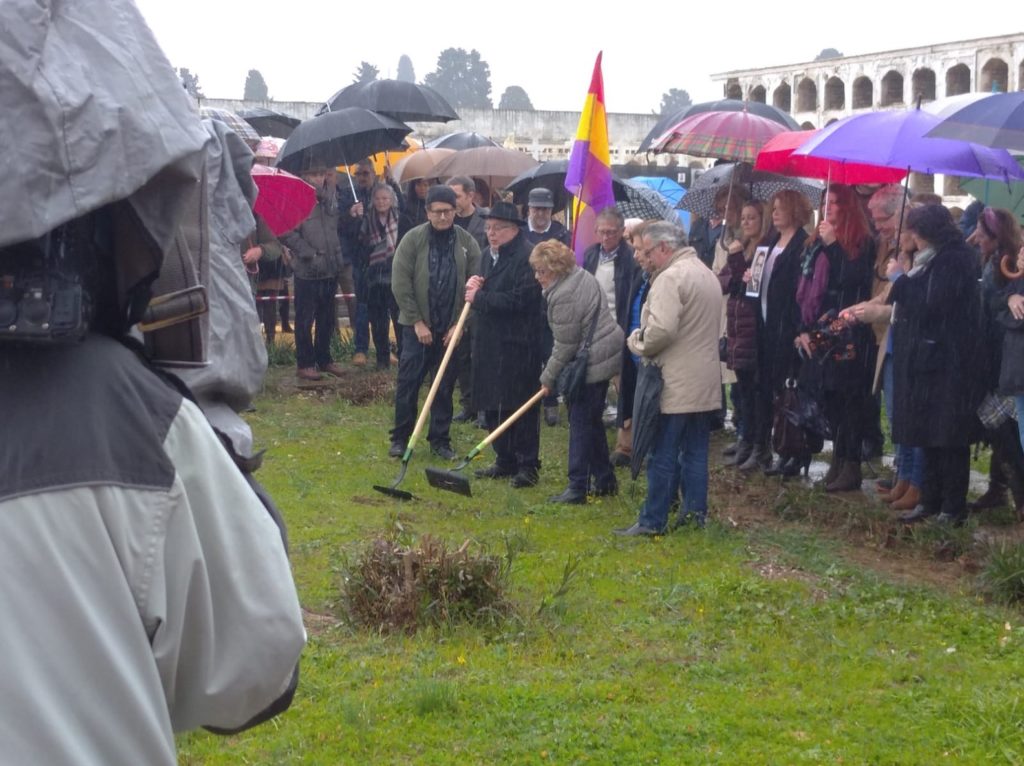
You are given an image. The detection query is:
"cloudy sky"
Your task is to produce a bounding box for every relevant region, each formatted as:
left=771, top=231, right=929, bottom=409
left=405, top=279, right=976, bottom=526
left=134, top=0, right=1019, bottom=114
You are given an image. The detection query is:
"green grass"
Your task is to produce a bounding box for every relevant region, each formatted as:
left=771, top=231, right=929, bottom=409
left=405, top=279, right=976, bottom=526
left=178, top=369, right=1024, bottom=765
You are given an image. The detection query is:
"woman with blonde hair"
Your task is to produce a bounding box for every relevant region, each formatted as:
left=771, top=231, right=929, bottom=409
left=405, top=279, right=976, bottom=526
left=532, top=240, right=624, bottom=504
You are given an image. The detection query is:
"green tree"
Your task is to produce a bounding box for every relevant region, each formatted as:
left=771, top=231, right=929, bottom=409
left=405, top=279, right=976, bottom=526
left=353, top=61, right=379, bottom=85
left=397, top=55, right=415, bottom=83
left=658, top=88, right=691, bottom=115
left=243, top=69, right=269, bottom=101
left=498, top=85, right=533, bottom=110
left=424, top=48, right=492, bottom=109
left=178, top=67, right=203, bottom=98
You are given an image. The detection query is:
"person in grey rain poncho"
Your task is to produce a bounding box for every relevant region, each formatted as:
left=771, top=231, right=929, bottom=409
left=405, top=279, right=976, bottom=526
left=0, top=2, right=305, bottom=764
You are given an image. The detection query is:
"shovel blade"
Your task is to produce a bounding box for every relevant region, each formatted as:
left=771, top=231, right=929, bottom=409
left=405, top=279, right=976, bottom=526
left=373, top=484, right=414, bottom=501
left=424, top=466, right=472, bottom=497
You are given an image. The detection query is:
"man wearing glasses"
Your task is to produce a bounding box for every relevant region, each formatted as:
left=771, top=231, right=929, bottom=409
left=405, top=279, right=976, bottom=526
left=467, top=202, right=544, bottom=488
left=389, top=185, right=481, bottom=459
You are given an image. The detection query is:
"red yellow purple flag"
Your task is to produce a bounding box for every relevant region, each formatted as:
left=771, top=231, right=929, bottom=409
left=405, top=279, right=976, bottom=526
left=565, top=52, right=615, bottom=262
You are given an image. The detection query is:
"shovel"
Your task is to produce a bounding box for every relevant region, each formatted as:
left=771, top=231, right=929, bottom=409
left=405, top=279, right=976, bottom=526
left=425, top=388, right=545, bottom=497
left=373, top=302, right=471, bottom=500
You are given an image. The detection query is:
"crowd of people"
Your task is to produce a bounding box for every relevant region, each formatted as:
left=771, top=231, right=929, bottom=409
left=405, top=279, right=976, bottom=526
left=263, top=158, right=1024, bottom=534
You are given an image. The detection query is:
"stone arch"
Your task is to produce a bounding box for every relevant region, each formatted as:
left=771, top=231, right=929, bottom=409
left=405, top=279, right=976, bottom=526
left=824, top=77, right=845, bottom=110
left=946, top=63, right=971, bottom=96
left=880, top=70, right=904, bottom=106
left=980, top=58, right=1008, bottom=93
left=749, top=84, right=766, bottom=103
left=912, top=68, right=936, bottom=103
left=852, top=76, right=873, bottom=109
left=800, top=121, right=816, bottom=130
left=825, top=117, right=839, bottom=126
left=725, top=79, right=742, bottom=99
left=796, top=77, right=817, bottom=112
left=1020, top=61, right=1024, bottom=91
left=773, top=82, right=791, bottom=112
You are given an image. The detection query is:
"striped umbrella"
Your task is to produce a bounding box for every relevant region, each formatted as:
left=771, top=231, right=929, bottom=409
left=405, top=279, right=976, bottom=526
left=650, top=110, right=787, bottom=163
left=199, top=106, right=261, bottom=148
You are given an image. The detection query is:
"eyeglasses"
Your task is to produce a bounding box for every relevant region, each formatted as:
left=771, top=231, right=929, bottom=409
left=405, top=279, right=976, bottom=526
left=597, top=228, right=621, bottom=237
left=636, top=243, right=661, bottom=259
left=355, top=170, right=372, bottom=177
left=427, top=207, right=455, bottom=217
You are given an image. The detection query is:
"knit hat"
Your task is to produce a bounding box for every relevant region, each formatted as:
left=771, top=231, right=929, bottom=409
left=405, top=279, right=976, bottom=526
left=426, top=185, right=457, bottom=208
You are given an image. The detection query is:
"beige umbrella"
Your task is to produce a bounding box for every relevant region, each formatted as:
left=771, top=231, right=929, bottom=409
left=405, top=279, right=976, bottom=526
left=427, top=146, right=539, bottom=195
left=391, top=148, right=455, bottom=184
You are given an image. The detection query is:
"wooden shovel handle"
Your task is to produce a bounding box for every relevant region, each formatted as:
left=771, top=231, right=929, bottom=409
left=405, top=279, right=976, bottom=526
left=469, top=389, right=546, bottom=455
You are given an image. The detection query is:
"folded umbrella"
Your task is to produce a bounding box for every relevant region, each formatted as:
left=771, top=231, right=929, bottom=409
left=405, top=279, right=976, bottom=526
left=639, top=98, right=799, bottom=153
left=925, top=91, right=1024, bottom=151
left=680, top=163, right=823, bottom=219
left=276, top=108, right=411, bottom=182
left=251, top=165, right=316, bottom=236
left=755, top=130, right=907, bottom=185
left=650, top=109, right=789, bottom=163
left=425, top=131, right=499, bottom=150
left=630, top=361, right=664, bottom=481
left=320, top=79, right=458, bottom=123
left=391, top=148, right=455, bottom=183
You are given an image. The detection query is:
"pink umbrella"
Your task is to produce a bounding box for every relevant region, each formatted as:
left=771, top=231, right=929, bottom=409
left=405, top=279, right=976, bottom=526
left=755, top=130, right=908, bottom=185
left=650, top=110, right=787, bottom=163
left=251, top=165, right=316, bottom=236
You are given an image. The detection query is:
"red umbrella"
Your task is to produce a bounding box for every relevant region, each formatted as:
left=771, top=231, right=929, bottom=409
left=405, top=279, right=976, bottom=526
left=650, top=110, right=787, bottom=163
left=251, top=165, right=316, bottom=236
left=755, top=130, right=908, bottom=184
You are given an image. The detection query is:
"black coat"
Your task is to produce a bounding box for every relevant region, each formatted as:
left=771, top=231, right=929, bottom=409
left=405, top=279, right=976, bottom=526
left=890, top=240, right=983, bottom=447
left=616, top=268, right=651, bottom=428
left=813, top=237, right=875, bottom=391
left=470, top=230, right=543, bottom=411
left=758, top=228, right=809, bottom=392
left=997, top=278, right=1024, bottom=397
left=525, top=220, right=571, bottom=248
left=719, top=249, right=758, bottom=371
left=582, top=241, right=638, bottom=333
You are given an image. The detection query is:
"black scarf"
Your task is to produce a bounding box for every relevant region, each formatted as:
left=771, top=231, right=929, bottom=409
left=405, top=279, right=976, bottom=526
left=428, top=226, right=456, bottom=332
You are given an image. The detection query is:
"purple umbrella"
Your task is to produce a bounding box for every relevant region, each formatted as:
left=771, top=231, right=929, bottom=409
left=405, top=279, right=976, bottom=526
left=925, top=92, right=1024, bottom=151
left=793, top=108, right=1024, bottom=181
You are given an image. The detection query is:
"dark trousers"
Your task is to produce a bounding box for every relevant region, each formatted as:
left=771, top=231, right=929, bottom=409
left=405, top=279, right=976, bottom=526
left=484, top=402, right=540, bottom=473
left=824, top=387, right=867, bottom=462
left=391, top=324, right=457, bottom=449
left=256, top=288, right=279, bottom=343
left=457, top=327, right=474, bottom=411
left=567, top=381, right=615, bottom=492
left=279, top=285, right=291, bottom=327
left=294, top=276, right=337, bottom=369
left=539, top=320, right=559, bottom=409
left=921, top=445, right=971, bottom=517
left=353, top=266, right=370, bottom=354
left=367, top=284, right=400, bottom=368
left=732, top=368, right=757, bottom=442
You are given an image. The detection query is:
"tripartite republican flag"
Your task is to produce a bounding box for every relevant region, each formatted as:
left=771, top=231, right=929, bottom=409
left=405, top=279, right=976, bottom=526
left=565, top=52, right=615, bottom=262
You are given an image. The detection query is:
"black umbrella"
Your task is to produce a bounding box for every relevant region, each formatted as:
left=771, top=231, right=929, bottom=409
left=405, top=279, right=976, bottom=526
left=505, top=160, right=631, bottom=210
left=425, top=131, right=499, bottom=150
left=630, top=362, right=664, bottom=481
left=319, top=79, right=459, bottom=123
left=638, top=98, right=801, bottom=153
left=276, top=108, right=411, bottom=191
left=238, top=107, right=301, bottom=139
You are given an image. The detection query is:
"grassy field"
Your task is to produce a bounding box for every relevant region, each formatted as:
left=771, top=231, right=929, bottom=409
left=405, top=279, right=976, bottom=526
left=178, top=366, right=1024, bottom=765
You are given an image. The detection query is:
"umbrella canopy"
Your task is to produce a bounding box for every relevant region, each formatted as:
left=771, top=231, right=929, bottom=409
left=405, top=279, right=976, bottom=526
left=199, top=106, right=261, bottom=148
left=251, top=165, right=316, bottom=236
left=962, top=156, right=1024, bottom=222
left=320, top=79, right=458, bottom=123
left=795, top=108, right=1024, bottom=180
left=427, top=146, right=538, bottom=190
left=651, top=110, right=788, bottom=163
left=392, top=148, right=455, bottom=183
left=680, top=163, right=824, bottom=219
left=344, top=137, right=422, bottom=177
left=425, top=131, right=500, bottom=150
left=276, top=108, right=411, bottom=175
left=639, top=99, right=800, bottom=153
left=919, top=92, right=993, bottom=120
left=627, top=176, right=686, bottom=206
left=755, top=130, right=908, bottom=184
left=925, top=92, right=1024, bottom=151
left=505, top=159, right=631, bottom=210
left=630, top=362, right=664, bottom=481
left=617, top=180, right=683, bottom=224
left=254, top=137, right=285, bottom=162
left=238, top=106, right=300, bottom=139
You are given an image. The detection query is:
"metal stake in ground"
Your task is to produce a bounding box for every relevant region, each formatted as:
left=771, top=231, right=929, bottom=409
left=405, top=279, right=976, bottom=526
left=373, top=301, right=472, bottom=501
left=425, top=389, right=545, bottom=497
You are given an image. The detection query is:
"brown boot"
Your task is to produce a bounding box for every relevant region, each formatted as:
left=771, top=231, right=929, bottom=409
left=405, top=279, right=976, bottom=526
left=880, top=479, right=910, bottom=503
left=822, top=454, right=842, bottom=486
left=889, top=484, right=921, bottom=511
left=826, top=460, right=863, bottom=492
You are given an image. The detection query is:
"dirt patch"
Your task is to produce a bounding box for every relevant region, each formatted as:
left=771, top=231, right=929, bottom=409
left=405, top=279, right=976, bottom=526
left=267, top=366, right=395, bottom=405
left=302, top=607, right=342, bottom=638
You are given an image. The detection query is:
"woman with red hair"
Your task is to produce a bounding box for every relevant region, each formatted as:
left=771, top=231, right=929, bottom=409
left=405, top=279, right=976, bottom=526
left=795, top=185, right=875, bottom=491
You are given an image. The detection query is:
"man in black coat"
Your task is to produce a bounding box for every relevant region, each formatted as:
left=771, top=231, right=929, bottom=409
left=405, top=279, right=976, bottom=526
left=467, top=202, right=544, bottom=487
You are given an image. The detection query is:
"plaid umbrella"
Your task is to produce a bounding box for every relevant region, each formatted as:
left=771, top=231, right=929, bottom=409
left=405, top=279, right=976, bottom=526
left=199, top=106, right=261, bottom=148
left=651, top=110, right=788, bottom=163
left=616, top=180, right=679, bottom=222
left=680, top=162, right=823, bottom=219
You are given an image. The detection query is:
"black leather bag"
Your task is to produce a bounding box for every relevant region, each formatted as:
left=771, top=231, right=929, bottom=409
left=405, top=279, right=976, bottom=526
left=556, top=304, right=601, bottom=404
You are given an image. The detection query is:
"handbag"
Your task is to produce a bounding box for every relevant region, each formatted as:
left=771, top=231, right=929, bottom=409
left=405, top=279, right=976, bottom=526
left=556, top=303, right=602, bottom=403
left=772, top=377, right=826, bottom=458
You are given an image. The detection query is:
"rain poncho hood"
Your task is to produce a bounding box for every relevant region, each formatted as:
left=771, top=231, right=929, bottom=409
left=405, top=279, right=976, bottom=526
left=0, top=0, right=208, bottom=259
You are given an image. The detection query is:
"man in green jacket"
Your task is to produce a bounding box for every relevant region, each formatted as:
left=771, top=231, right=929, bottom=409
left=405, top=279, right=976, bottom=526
left=389, top=185, right=481, bottom=459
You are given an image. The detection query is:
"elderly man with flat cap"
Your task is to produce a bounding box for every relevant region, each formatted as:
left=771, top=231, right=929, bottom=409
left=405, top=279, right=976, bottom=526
left=525, top=187, right=571, bottom=247
left=389, top=185, right=481, bottom=460
left=467, top=201, right=545, bottom=487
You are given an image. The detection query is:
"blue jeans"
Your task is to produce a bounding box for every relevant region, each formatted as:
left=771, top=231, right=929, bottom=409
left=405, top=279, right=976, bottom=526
left=883, top=354, right=925, bottom=486
left=638, top=412, right=710, bottom=532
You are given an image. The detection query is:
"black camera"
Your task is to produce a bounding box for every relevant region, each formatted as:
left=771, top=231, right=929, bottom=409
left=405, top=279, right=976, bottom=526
left=0, top=222, right=92, bottom=344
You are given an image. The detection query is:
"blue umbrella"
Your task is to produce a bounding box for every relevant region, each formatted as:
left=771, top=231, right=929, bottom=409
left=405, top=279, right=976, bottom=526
left=626, top=176, right=689, bottom=230
left=925, top=92, right=1024, bottom=151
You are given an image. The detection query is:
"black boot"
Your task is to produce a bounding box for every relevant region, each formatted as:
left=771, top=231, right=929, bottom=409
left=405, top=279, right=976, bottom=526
left=723, top=439, right=753, bottom=467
